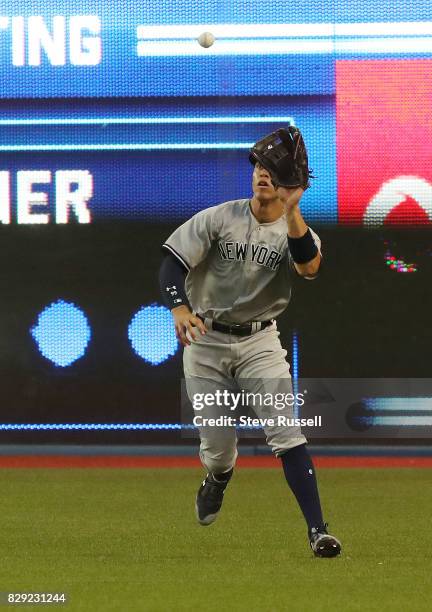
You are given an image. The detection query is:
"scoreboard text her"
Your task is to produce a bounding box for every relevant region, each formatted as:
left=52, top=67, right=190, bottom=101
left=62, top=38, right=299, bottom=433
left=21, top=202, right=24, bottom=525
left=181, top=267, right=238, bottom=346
left=0, top=170, right=92, bottom=224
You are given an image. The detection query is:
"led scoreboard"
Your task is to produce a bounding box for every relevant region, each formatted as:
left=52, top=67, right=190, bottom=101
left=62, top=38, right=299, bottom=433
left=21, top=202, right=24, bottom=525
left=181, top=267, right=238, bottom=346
left=0, top=0, right=431, bottom=441
left=1, top=1, right=432, bottom=224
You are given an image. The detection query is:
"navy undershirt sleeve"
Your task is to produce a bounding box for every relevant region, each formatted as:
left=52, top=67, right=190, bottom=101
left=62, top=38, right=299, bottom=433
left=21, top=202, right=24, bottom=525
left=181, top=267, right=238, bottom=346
left=159, top=251, right=191, bottom=311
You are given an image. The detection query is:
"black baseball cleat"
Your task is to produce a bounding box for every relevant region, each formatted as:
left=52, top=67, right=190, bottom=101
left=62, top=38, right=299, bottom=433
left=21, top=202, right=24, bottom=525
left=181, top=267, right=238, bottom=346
left=309, top=524, right=342, bottom=558
left=195, top=470, right=233, bottom=526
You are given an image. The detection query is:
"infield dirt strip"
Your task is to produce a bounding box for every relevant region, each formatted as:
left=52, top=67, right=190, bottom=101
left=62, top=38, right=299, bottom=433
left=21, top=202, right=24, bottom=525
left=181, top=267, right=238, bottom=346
left=0, top=455, right=430, bottom=468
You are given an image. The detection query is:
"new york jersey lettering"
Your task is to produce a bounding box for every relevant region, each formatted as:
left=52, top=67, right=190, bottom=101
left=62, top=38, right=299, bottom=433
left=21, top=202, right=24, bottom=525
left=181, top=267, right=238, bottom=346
left=217, top=240, right=283, bottom=270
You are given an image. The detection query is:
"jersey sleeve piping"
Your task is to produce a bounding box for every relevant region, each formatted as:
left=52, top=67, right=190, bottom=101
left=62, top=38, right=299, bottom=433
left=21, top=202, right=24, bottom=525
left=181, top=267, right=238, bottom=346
left=162, top=243, right=191, bottom=272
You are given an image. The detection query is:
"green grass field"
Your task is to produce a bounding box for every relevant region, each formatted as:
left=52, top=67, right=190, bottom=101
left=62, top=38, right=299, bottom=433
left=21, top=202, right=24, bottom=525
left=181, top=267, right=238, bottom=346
left=0, top=467, right=431, bottom=611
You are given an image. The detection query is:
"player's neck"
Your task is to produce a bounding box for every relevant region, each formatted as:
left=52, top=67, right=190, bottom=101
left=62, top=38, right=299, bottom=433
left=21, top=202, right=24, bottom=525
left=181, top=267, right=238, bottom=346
left=250, top=196, right=284, bottom=224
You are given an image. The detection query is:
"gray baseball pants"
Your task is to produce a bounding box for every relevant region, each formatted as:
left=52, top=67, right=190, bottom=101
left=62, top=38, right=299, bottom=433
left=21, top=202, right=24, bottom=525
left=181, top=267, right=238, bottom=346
left=183, top=320, right=306, bottom=474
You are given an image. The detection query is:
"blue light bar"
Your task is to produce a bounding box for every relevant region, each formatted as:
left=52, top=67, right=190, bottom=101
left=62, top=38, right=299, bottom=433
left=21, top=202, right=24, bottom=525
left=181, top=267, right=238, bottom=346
left=0, top=143, right=253, bottom=151
left=365, top=398, right=432, bottom=411
left=0, top=116, right=294, bottom=126
left=0, top=423, right=187, bottom=431
left=0, top=422, right=264, bottom=431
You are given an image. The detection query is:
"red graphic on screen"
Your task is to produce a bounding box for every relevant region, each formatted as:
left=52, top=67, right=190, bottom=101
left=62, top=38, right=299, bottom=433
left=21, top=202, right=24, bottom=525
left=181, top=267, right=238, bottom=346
left=336, top=60, right=432, bottom=225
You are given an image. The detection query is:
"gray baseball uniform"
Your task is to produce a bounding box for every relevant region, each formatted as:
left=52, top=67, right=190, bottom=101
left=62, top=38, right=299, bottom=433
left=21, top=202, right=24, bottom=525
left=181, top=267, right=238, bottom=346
left=163, top=198, right=321, bottom=473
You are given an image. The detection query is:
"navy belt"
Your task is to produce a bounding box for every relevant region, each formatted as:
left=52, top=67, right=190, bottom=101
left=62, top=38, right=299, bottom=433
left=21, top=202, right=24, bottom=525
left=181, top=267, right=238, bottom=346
left=196, top=314, right=273, bottom=337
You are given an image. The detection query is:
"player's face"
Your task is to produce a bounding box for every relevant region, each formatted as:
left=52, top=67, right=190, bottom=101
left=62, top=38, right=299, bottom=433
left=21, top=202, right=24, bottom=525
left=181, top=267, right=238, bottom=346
left=252, top=163, right=278, bottom=201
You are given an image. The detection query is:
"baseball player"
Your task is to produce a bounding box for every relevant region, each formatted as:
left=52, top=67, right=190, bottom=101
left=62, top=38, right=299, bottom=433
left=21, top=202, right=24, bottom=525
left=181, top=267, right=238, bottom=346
left=159, top=128, right=341, bottom=557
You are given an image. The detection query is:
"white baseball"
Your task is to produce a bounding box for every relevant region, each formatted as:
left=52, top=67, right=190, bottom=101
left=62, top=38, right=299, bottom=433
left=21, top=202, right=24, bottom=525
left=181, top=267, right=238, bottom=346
left=198, top=32, right=215, bottom=48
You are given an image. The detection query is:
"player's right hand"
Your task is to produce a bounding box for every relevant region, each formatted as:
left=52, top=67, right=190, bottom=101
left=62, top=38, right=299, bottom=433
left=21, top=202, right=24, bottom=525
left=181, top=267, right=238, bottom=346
left=171, top=305, right=207, bottom=346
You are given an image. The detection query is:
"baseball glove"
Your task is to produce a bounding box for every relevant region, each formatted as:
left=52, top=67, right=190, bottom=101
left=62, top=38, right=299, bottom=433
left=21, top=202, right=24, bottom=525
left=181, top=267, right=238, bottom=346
left=249, top=126, right=313, bottom=189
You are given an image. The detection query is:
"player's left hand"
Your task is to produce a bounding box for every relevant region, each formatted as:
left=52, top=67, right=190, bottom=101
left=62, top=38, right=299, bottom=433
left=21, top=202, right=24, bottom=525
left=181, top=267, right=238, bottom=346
left=276, top=186, right=304, bottom=211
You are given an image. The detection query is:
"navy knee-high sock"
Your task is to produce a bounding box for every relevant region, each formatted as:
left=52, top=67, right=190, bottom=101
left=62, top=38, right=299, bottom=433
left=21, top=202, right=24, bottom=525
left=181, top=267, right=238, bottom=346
left=280, top=444, right=324, bottom=532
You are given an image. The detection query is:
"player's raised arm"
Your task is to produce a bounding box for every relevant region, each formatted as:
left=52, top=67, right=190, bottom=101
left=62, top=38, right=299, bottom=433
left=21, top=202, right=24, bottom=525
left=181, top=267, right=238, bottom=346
left=249, top=126, right=321, bottom=279
left=278, top=186, right=322, bottom=279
